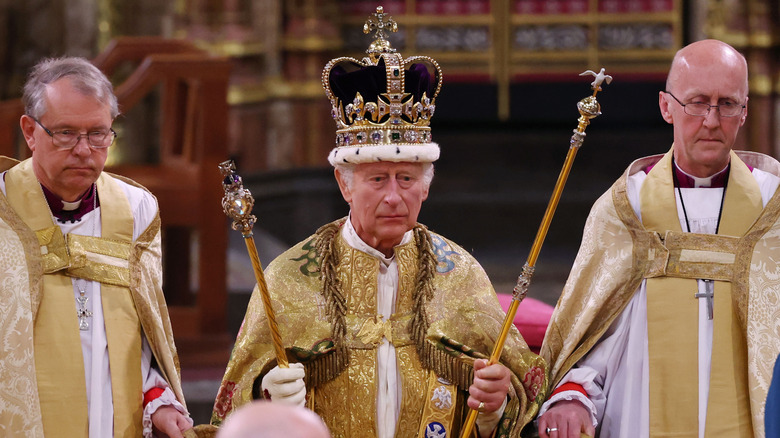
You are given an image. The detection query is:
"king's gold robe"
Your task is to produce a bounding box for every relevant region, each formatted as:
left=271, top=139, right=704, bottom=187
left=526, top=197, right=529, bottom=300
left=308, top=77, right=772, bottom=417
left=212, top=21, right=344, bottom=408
left=212, top=219, right=547, bottom=437
left=0, top=157, right=187, bottom=437
left=541, top=150, right=780, bottom=437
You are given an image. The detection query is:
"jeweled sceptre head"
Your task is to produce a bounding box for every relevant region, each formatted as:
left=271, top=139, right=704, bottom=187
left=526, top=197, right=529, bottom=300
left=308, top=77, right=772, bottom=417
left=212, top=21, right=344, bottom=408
left=219, top=160, right=256, bottom=236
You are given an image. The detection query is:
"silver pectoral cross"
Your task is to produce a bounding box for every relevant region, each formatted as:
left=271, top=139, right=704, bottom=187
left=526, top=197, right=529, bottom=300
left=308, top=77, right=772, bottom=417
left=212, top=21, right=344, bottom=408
left=694, top=279, right=714, bottom=320
left=76, top=291, right=92, bottom=330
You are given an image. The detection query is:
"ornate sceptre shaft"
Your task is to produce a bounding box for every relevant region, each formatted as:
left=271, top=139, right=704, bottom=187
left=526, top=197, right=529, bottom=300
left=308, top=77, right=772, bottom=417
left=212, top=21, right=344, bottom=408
left=219, top=160, right=288, bottom=369
left=460, top=69, right=611, bottom=438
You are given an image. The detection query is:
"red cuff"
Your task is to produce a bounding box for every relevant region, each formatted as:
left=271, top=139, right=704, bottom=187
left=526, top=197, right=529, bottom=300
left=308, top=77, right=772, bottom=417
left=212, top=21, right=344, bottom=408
left=551, top=382, right=588, bottom=398
left=143, top=387, right=166, bottom=408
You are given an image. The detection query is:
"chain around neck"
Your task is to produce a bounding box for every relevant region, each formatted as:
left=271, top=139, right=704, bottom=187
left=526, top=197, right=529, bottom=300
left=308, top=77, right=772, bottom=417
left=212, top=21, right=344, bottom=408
left=75, top=183, right=98, bottom=330
left=671, top=157, right=729, bottom=234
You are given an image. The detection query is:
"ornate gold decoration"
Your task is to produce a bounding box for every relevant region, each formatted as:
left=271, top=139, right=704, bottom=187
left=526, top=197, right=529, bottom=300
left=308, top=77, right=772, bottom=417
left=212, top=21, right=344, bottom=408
left=219, top=160, right=288, bottom=368
left=321, top=6, right=443, bottom=163
left=363, top=6, right=398, bottom=60
left=219, top=160, right=256, bottom=236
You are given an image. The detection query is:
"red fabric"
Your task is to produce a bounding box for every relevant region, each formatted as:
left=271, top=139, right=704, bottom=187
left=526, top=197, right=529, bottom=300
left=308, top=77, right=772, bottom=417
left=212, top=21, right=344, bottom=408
left=143, top=387, right=165, bottom=408
left=551, top=382, right=588, bottom=398
left=496, top=294, right=554, bottom=354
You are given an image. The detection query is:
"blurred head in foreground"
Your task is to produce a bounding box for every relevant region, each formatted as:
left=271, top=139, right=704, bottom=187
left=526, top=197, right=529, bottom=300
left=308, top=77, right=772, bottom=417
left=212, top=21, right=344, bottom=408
left=216, top=401, right=331, bottom=438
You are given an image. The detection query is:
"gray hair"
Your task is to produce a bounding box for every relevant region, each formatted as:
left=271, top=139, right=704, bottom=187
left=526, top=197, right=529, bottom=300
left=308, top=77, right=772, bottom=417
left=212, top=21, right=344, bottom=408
left=336, top=162, right=435, bottom=191
left=22, top=57, right=119, bottom=119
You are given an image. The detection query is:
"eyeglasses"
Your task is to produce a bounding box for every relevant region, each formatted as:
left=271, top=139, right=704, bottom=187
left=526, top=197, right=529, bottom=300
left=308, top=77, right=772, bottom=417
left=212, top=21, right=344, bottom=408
left=663, top=91, right=745, bottom=118
left=31, top=116, right=116, bottom=149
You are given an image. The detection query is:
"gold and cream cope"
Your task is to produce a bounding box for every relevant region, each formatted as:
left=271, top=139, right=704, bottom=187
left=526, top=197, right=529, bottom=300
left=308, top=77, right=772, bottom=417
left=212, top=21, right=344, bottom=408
left=321, top=6, right=443, bottom=165
left=0, top=157, right=188, bottom=436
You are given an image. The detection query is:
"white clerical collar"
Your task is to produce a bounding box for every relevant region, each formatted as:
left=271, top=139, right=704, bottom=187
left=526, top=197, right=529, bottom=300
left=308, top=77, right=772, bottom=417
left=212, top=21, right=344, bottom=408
left=62, top=199, right=82, bottom=211
left=342, top=214, right=413, bottom=265
left=674, top=161, right=729, bottom=188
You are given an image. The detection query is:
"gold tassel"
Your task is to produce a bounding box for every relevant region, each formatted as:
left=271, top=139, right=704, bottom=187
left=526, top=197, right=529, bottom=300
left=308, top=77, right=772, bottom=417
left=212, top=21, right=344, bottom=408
left=410, top=224, right=476, bottom=392
left=305, top=219, right=474, bottom=391
left=421, top=341, right=474, bottom=391
left=304, top=344, right=349, bottom=388
left=303, top=219, right=350, bottom=388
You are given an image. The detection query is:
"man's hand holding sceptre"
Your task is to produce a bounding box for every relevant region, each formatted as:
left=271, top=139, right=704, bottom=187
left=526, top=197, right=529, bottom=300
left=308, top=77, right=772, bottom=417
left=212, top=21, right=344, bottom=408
left=219, top=161, right=306, bottom=406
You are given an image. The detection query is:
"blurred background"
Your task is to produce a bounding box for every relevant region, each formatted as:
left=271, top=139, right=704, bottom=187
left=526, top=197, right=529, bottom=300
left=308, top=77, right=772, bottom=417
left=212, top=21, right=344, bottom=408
left=0, top=0, right=777, bottom=424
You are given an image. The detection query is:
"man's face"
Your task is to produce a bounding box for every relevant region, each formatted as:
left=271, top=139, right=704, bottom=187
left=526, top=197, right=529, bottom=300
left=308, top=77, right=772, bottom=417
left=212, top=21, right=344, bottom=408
left=659, top=45, right=748, bottom=177
left=21, top=77, right=112, bottom=201
left=336, top=161, right=430, bottom=257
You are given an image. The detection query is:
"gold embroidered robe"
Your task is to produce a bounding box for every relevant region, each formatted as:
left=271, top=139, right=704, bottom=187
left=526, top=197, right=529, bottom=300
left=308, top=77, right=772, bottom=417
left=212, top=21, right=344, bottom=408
left=541, top=150, right=780, bottom=437
left=0, top=157, right=187, bottom=437
left=212, top=219, right=547, bottom=437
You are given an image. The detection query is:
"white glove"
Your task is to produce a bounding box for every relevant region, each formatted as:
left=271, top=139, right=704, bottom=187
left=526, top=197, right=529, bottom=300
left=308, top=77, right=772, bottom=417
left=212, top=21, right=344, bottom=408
left=261, top=362, right=306, bottom=406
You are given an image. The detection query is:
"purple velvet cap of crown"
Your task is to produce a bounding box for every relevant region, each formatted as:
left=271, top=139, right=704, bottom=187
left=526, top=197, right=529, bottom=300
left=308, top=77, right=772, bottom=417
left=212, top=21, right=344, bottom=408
left=329, top=58, right=437, bottom=123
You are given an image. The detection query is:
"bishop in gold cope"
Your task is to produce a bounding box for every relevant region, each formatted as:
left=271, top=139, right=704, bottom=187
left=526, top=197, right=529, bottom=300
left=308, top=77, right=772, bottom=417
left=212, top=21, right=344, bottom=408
left=0, top=57, right=192, bottom=437
left=538, top=39, right=780, bottom=438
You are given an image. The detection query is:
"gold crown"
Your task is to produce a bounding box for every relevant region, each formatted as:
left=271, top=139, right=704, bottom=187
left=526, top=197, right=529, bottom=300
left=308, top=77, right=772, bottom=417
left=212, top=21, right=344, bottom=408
left=322, top=6, right=443, bottom=165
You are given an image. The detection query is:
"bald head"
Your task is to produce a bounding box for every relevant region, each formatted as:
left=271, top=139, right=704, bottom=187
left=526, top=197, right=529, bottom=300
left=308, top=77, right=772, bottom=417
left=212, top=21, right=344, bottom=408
left=659, top=39, right=749, bottom=177
left=216, top=402, right=331, bottom=438
left=666, top=39, right=748, bottom=98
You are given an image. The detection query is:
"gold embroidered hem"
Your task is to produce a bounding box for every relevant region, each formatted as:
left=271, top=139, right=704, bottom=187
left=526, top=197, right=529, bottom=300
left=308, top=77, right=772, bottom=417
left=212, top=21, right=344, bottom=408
left=541, top=149, right=780, bottom=437
left=212, top=218, right=547, bottom=437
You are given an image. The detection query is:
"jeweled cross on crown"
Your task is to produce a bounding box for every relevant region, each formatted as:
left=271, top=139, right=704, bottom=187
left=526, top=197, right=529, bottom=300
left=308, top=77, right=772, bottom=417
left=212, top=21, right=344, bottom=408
left=363, top=6, right=398, bottom=51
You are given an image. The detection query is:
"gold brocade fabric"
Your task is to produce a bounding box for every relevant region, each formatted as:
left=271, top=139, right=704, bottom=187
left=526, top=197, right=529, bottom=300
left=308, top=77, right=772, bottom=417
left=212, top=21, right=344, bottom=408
left=315, top=241, right=429, bottom=437
left=641, top=149, right=758, bottom=436
left=212, top=219, right=547, bottom=437
left=5, top=162, right=144, bottom=437
left=0, top=158, right=44, bottom=436
left=0, top=157, right=187, bottom=436
left=540, top=150, right=780, bottom=438
left=415, top=372, right=461, bottom=437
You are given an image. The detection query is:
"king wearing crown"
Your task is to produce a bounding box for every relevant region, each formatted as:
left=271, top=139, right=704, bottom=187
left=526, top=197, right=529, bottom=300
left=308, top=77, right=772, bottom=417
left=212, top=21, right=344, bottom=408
left=212, top=7, right=546, bottom=437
